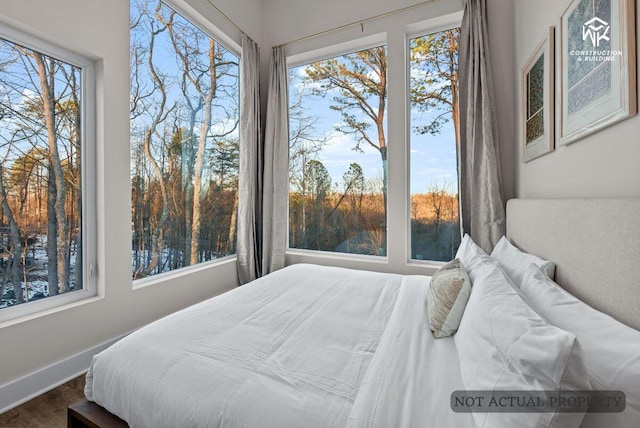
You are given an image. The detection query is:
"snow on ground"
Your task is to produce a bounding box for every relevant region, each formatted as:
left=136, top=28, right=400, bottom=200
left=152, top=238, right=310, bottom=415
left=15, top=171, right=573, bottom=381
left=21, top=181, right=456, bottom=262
left=0, top=235, right=79, bottom=309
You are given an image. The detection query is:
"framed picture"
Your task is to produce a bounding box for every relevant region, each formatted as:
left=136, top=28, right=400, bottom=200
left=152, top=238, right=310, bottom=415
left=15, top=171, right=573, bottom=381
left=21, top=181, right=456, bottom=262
left=522, top=27, right=555, bottom=162
left=560, top=0, right=637, bottom=145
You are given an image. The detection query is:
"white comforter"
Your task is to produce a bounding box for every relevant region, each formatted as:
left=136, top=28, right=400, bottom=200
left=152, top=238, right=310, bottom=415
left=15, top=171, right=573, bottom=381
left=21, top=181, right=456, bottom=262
left=85, top=264, right=474, bottom=428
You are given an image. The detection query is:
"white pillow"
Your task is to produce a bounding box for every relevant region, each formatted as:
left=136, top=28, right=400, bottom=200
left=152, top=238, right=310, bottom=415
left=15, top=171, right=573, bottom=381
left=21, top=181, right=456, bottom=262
left=490, top=236, right=555, bottom=287
left=455, top=234, right=492, bottom=282
left=454, top=263, right=591, bottom=428
left=520, top=265, right=640, bottom=427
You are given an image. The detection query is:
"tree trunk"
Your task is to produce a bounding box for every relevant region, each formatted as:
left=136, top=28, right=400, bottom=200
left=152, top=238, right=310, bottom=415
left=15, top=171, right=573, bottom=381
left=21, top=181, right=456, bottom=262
left=47, top=165, right=58, bottom=295
left=448, top=30, right=460, bottom=149
left=189, top=40, right=217, bottom=266
left=133, top=27, right=171, bottom=279
left=227, top=191, right=238, bottom=255
left=138, top=135, right=170, bottom=278
left=0, top=165, right=24, bottom=304
left=183, top=123, right=196, bottom=264
left=379, top=146, right=388, bottom=256
left=34, top=53, right=70, bottom=293
left=0, top=270, right=6, bottom=302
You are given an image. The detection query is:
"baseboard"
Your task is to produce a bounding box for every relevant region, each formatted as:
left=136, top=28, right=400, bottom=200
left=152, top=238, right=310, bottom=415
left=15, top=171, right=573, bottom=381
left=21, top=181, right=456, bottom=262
left=0, top=332, right=129, bottom=414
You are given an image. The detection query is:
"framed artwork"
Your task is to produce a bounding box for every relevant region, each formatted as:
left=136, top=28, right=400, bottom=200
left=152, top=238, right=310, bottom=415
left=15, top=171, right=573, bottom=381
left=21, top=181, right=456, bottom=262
left=560, top=0, right=637, bottom=145
left=522, top=27, right=555, bottom=162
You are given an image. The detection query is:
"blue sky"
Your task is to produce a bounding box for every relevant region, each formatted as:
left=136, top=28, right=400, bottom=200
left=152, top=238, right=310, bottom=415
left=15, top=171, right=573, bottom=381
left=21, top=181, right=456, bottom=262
left=129, top=0, right=240, bottom=174
left=410, top=108, right=458, bottom=195
left=289, top=64, right=459, bottom=195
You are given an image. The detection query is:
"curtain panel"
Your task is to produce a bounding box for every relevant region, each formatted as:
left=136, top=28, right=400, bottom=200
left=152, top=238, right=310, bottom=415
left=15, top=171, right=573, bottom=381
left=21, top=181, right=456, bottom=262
left=458, top=0, right=506, bottom=254
left=237, top=35, right=262, bottom=284
left=262, top=46, right=289, bottom=275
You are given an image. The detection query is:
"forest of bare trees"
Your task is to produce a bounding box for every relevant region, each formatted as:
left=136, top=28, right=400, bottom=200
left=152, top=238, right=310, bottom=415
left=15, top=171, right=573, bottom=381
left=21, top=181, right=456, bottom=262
left=0, top=0, right=240, bottom=310
left=0, top=36, right=82, bottom=308
left=1, top=15, right=461, bottom=310
left=130, top=0, right=239, bottom=279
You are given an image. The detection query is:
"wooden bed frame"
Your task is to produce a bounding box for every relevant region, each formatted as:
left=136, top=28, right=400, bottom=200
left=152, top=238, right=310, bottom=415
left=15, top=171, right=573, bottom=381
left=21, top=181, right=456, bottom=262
left=67, top=197, right=640, bottom=427
left=67, top=399, right=127, bottom=427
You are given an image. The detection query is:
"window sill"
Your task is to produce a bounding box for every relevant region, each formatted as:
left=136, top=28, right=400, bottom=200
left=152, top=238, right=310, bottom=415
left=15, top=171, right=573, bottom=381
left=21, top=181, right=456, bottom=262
left=132, top=256, right=237, bottom=290
left=285, top=249, right=450, bottom=277
left=0, top=293, right=103, bottom=329
left=285, top=248, right=388, bottom=264
left=406, top=259, right=448, bottom=269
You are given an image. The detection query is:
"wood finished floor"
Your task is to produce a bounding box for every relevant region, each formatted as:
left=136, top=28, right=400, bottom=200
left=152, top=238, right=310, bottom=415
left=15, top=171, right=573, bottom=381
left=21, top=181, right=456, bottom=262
left=0, top=375, right=85, bottom=428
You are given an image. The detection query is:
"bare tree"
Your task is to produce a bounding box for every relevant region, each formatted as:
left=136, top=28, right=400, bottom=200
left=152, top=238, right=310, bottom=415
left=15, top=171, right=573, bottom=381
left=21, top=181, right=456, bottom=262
left=1, top=32, right=82, bottom=306
left=158, top=5, right=238, bottom=265
left=0, top=164, right=24, bottom=303
left=305, top=47, right=388, bottom=204
left=426, top=180, right=448, bottom=259
left=132, top=8, right=173, bottom=279
left=288, top=70, right=327, bottom=184
left=129, top=0, right=240, bottom=278
left=410, top=28, right=460, bottom=145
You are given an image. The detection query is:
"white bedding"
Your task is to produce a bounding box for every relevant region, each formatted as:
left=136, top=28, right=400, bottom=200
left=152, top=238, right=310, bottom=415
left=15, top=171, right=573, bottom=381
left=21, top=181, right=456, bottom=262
left=347, top=276, right=475, bottom=428
left=86, top=264, right=471, bottom=427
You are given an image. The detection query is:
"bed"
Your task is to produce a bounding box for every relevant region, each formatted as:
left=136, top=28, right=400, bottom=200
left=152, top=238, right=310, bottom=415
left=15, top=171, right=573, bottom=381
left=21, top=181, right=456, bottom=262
left=71, top=198, right=640, bottom=427
left=81, top=264, right=475, bottom=427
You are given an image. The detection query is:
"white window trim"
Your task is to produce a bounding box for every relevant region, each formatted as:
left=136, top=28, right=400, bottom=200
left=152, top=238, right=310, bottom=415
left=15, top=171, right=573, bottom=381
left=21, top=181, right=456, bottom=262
left=285, top=248, right=389, bottom=264
left=133, top=255, right=237, bottom=290
left=0, top=24, right=97, bottom=324
left=286, top=35, right=390, bottom=261
left=287, top=33, right=387, bottom=68
left=283, top=6, right=465, bottom=273
left=162, top=0, right=241, bottom=58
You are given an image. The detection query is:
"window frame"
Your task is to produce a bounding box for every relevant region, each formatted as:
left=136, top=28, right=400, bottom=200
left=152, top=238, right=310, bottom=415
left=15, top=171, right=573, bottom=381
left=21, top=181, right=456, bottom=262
left=161, top=0, right=242, bottom=58
left=286, top=34, right=390, bottom=260
left=405, top=16, right=463, bottom=266
left=0, top=24, right=97, bottom=324
left=284, top=11, right=464, bottom=270
left=129, top=0, right=241, bottom=287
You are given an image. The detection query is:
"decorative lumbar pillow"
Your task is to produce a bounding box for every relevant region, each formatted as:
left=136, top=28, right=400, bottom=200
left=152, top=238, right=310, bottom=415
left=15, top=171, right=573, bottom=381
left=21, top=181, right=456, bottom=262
left=490, top=236, right=555, bottom=288
left=427, top=258, right=471, bottom=338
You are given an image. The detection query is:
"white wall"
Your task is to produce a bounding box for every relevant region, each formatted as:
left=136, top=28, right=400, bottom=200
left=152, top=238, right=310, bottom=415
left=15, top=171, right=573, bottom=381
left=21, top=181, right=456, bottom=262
left=0, top=0, right=262, bottom=394
left=514, top=0, right=640, bottom=198
left=264, top=0, right=515, bottom=275
left=488, top=0, right=516, bottom=201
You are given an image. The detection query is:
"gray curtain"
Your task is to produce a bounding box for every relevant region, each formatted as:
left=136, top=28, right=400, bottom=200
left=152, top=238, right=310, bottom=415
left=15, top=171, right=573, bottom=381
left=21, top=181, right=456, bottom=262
left=458, top=0, right=506, bottom=254
left=262, top=46, right=289, bottom=275
left=237, top=35, right=262, bottom=284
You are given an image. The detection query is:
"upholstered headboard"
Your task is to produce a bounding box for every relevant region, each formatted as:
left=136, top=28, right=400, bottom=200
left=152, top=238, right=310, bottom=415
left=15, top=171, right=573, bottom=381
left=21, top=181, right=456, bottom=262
left=506, top=198, right=640, bottom=331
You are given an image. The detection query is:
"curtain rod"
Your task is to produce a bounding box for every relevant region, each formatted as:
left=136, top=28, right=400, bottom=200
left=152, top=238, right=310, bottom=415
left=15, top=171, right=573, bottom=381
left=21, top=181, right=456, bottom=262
left=203, top=0, right=249, bottom=39
left=274, top=0, right=440, bottom=48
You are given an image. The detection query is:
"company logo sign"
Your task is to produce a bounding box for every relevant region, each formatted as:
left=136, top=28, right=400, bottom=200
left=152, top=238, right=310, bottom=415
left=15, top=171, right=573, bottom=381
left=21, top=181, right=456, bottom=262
left=583, top=17, right=610, bottom=47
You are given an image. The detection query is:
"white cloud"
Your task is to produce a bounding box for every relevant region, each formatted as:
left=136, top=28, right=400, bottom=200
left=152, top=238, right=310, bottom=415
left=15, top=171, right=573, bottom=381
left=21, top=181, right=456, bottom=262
left=289, top=64, right=334, bottom=96
left=311, top=129, right=384, bottom=184
left=20, top=88, right=38, bottom=106
left=209, top=117, right=239, bottom=139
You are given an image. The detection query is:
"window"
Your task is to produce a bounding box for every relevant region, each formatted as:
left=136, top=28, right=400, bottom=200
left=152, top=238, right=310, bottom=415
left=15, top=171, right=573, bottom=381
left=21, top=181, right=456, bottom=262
left=288, top=46, right=388, bottom=256
left=0, top=27, right=96, bottom=320
left=130, top=1, right=239, bottom=280
left=409, top=27, right=461, bottom=262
